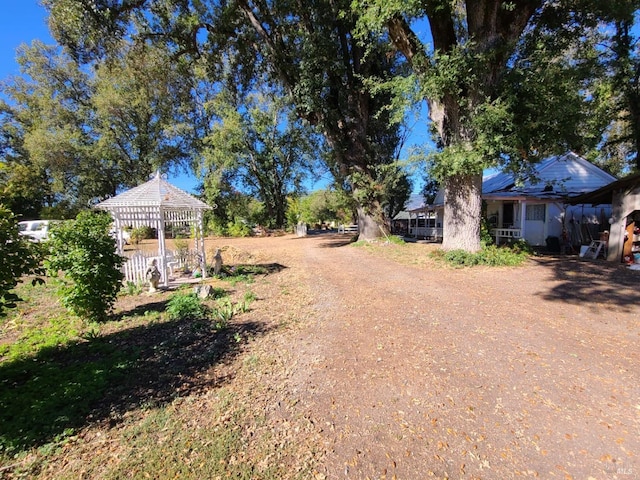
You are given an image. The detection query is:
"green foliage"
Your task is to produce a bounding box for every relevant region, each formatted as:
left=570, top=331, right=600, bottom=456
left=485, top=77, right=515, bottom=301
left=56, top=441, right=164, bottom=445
left=387, top=235, right=406, bottom=245
left=206, top=216, right=228, bottom=237
left=0, top=339, right=131, bottom=454
left=201, top=90, right=322, bottom=229
left=166, top=293, right=209, bottom=321
left=46, top=0, right=406, bottom=237
left=121, top=281, right=144, bottom=296
left=0, top=311, right=82, bottom=362
left=480, top=216, right=495, bottom=247
left=297, top=189, right=354, bottom=226
left=213, top=298, right=235, bottom=330
left=0, top=205, right=45, bottom=316
left=45, top=210, right=125, bottom=321
left=173, top=237, right=190, bottom=264
left=243, top=290, right=257, bottom=303
left=436, top=243, right=532, bottom=267
left=1, top=37, right=200, bottom=215
left=219, top=264, right=269, bottom=286
left=226, top=220, right=252, bottom=238
left=129, top=226, right=153, bottom=244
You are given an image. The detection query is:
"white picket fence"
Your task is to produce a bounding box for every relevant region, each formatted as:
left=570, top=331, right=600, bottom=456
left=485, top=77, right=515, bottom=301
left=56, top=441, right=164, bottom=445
left=122, top=249, right=191, bottom=285
left=122, top=251, right=156, bottom=285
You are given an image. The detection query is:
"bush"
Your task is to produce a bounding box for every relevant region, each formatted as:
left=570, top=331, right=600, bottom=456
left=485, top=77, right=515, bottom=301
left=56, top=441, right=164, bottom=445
left=166, top=292, right=209, bottom=321
left=173, top=237, right=190, bottom=265
left=46, top=211, right=125, bottom=321
left=227, top=220, right=251, bottom=237
left=0, top=205, right=45, bottom=316
left=438, top=242, right=532, bottom=267
left=129, top=225, right=153, bottom=244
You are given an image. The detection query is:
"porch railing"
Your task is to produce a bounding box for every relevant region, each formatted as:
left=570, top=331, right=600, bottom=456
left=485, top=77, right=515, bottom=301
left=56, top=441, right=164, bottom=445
left=409, top=226, right=443, bottom=240
left=492, top=228, right=522, bottom=245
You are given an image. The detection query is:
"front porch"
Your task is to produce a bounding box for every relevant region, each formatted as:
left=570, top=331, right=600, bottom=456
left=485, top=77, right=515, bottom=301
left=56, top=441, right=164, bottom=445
left=491, top=227, right=522, bottom=245
left=406, top=206, right=444, bottom=242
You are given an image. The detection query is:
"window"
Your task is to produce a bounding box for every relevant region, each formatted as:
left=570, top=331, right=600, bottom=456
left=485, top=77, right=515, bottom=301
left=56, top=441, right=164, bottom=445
left=526, top=204, right=546, bottom=221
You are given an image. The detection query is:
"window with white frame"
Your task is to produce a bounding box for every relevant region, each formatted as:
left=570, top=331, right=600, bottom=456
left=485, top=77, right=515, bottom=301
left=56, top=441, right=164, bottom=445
left=526, top=204, right=546, bottom=221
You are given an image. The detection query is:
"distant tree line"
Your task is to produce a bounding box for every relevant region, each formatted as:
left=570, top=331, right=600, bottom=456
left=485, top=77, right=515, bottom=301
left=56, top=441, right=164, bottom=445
left=0, top=0, right=638, bottom=249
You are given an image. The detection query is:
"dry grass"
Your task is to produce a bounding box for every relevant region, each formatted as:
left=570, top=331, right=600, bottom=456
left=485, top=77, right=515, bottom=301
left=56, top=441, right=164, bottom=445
left=0, top=239, right=325, bottom=480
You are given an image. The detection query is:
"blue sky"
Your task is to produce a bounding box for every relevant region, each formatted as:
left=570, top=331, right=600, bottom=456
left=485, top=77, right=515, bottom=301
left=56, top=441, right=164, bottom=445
left=0, top=0, right=206, bottom=192
left=0, top=1, right=430, bottom=194
left=0, top=1, right=52, bottom=79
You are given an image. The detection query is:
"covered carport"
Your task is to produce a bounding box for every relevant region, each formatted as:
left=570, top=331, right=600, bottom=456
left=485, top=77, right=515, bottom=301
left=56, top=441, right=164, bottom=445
left=569, top=172, right=640, bottom=263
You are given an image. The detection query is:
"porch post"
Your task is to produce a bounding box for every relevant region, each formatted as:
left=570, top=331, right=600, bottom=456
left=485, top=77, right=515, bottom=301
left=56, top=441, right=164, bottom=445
left=520, top=201, right=527, bottom=240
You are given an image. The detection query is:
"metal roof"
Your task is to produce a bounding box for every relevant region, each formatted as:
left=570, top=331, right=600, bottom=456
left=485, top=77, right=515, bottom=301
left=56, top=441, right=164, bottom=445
left=568, top=171, right=640, bottom=205
left=95, top=171, right=211, bottom=211
left=482, top=152, right=617, bottom=199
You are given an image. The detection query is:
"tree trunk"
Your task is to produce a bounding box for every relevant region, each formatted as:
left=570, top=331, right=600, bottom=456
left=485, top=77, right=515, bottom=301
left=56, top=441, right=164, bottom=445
left=442, top=173, right=482, bottom=252
left=356, top=204, right=386, bottom=240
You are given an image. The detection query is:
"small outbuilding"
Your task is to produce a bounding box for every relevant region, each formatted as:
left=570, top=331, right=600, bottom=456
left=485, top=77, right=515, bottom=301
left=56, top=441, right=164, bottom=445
left=569, top=171, right=640, bottom=263
left=96, top=172, right=213, bottom=286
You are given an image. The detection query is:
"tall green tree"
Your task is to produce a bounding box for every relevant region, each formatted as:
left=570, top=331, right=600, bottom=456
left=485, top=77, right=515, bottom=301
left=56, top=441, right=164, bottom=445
left=596, top=4, right=640, bottom=172
left=0, top=40, right=200, bottom=214
left=2, top=41, right=98, bottom=211
left=356, top=0, right=628, bottom=251
left=201, top=90, right=322, bottom=228
left=0, top=103, right=53, bottom=218
left=92, top=41, right=199, bottom=189
left=44, top=0, right=408, bottom=239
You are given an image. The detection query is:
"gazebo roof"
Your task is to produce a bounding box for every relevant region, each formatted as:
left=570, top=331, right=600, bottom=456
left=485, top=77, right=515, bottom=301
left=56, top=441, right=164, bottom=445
left=96, top=172, right=211, bottom=211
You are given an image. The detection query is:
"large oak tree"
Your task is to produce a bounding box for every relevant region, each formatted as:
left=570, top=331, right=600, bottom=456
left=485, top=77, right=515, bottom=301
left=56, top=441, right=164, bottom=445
left=357, top=0, right=633, bottom=250
left=0, top=40, right=199, bottom=214
left=44, top=0, right=409, bottom=239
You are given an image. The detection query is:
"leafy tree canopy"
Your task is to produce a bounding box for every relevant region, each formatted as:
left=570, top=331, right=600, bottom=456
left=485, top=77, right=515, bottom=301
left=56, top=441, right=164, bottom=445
left=0, top=39, right=200, bottom=215
left=44, top=0, right=410, bottom=239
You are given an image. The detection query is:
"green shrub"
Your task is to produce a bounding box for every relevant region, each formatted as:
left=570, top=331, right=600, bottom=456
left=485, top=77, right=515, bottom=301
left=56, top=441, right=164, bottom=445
left=166, top=292, right=209, bottom=321
left=0, top=206, right=45, bottom=316
left=213, top=298, right=235, bottom=329
left=438, top=243, right=531, bottom=267
left=387, top=235, right=406, bottom=245
left=129, top=225, right=153, bottom=244
left=46, top=211, right=125, bottom=322
left=206, top=217, right=228, bottom=236
left=480, top=216, right=495, bottom=246
left=227, top=220, right=251, bottom=237
left=121, top=281, right=144, bottom=296
left=173, top=237, right=190, bottom=265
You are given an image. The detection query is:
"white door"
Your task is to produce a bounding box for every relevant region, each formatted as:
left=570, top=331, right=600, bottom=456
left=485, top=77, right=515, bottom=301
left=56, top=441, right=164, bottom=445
left=525, top=204, right=546, bottom=246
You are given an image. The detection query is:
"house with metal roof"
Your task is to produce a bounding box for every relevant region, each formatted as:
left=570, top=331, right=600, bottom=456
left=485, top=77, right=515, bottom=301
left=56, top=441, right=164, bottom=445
left=483, top=152, right=616, bottom=247
left=395, top=152, right=617, bottom=247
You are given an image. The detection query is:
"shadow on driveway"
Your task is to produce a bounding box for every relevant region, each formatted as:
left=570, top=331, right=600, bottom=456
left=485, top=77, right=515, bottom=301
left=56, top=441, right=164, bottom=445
left=531, top=255, right=640, bottom=312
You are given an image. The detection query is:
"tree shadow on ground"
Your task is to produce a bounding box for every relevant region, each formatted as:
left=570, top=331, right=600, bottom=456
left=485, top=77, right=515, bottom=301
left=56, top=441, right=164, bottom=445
left=288, top=231, right=356, bottom=249
left=302, top=233, right=356, bottom=248
left=0, top=313, right=271, bottom=454
left=236, top=262, right=287, bottom=274
left=115, top=300, right=169, bottom=319
left=531, top=256, right=640, bottom=312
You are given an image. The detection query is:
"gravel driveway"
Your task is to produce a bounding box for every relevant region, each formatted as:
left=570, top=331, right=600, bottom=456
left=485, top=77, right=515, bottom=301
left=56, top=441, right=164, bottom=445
left=271, top=232, right=640, bottom=479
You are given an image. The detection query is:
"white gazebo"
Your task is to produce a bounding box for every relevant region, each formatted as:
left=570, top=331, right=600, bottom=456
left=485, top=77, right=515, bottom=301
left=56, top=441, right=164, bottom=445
left=96, top=172, right=213, bottom=286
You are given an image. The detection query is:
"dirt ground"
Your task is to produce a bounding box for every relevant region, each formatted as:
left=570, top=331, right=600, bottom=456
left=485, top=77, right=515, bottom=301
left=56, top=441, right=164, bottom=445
left=6, top=231, right=639, bottom=479
left=209, top=232, right=640, bottom=480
